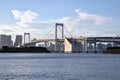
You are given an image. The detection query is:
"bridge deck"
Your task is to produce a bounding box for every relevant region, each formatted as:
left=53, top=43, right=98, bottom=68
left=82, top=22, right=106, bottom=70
left=24, top=37, right=120, bottom=45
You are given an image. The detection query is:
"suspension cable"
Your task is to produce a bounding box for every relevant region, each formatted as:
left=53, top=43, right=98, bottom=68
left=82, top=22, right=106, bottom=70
left=40, top=26, right=55, bottom=39
left=64, top=26, right=73, bottom=38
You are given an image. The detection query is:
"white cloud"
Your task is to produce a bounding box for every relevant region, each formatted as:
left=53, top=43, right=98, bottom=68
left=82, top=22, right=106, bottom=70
left=0, top=24, right=48, bottom=41
left=0, top=9, right=118, bottom=42
left=11, top=10, right=38, bottom=27
left=75, top=9, right=112, bottom=26
left=54, top=9, right=113, bottom=37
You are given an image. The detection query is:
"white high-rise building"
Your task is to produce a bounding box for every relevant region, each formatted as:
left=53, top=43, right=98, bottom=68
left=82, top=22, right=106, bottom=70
left=14, top=35, right=22, bottom=47
left=0, top=35, right=13, bottom=48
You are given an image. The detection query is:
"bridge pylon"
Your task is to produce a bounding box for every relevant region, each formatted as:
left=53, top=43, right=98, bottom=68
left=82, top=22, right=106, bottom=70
left=55, top=23, right=64, bottom=39
left=24, top=33, right=30, bottom=44
left=55, top=23, right=64, bottom=52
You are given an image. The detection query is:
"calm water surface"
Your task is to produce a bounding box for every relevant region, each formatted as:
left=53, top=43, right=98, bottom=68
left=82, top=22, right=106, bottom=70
left=0, top=53, right=120, bottom=80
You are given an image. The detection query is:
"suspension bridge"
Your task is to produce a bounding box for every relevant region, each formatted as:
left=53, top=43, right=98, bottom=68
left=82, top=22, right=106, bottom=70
left=23, top=23, right=120, bottom=53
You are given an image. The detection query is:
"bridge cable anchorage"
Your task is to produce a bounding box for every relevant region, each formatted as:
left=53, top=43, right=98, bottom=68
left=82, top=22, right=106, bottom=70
left=40, top=26, right=55, bottom=39
left=64, top=26, right=73, bottom=38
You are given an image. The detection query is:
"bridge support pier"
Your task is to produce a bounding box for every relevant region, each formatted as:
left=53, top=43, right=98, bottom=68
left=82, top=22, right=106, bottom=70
left=83, top=40, right=88, bottom=53
left=94, top=42, right=97, bottom=52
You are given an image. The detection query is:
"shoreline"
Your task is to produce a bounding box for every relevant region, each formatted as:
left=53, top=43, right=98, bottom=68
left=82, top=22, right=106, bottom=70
left=0, top=46, right=51, bottom=53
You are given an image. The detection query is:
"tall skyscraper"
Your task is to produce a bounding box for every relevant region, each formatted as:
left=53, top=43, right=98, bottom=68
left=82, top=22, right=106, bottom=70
left=0, top=35, right=13, bottom=48
left=14, top=35, right=22, bottom=47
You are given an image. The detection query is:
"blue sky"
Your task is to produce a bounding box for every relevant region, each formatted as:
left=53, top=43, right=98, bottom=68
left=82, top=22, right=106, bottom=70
left=0, top=0, right=120, bottom=39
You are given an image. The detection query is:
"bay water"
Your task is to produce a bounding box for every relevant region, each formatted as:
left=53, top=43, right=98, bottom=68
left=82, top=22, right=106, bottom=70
left=0, top=53, right=120, bottom=80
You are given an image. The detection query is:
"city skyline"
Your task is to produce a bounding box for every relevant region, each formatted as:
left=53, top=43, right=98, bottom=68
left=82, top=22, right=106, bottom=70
left=0, top=0, right=120, bottom=40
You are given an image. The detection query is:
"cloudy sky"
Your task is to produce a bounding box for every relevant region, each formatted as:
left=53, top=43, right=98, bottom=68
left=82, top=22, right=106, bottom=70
left=0, top=0, right=120, bottom=40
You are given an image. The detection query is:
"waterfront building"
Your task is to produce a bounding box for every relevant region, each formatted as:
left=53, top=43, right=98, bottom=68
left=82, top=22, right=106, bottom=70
left=106, top=43, right=112, bottom=48
left=14, top=35, right=22, bottom=47
left=46, top=42, right=54, bottom=51
left=87, top=43, right=94, bottom=52
left=49, top=43, right=55, bottom=52
left=55, top=42, right=64, bottom=52
left=0, top=35, right=13, bottom=48
left=97, top=43, right=106, bottom=51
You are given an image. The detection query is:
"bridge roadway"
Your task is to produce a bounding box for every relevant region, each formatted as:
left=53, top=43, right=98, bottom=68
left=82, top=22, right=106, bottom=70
left=24, top=38, right=64, bottom=45
left=24, top=38, right=86, bottom=45
left=24, top=37, right=120, bottom=45
left=87, top=37, right=120, bottom=43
